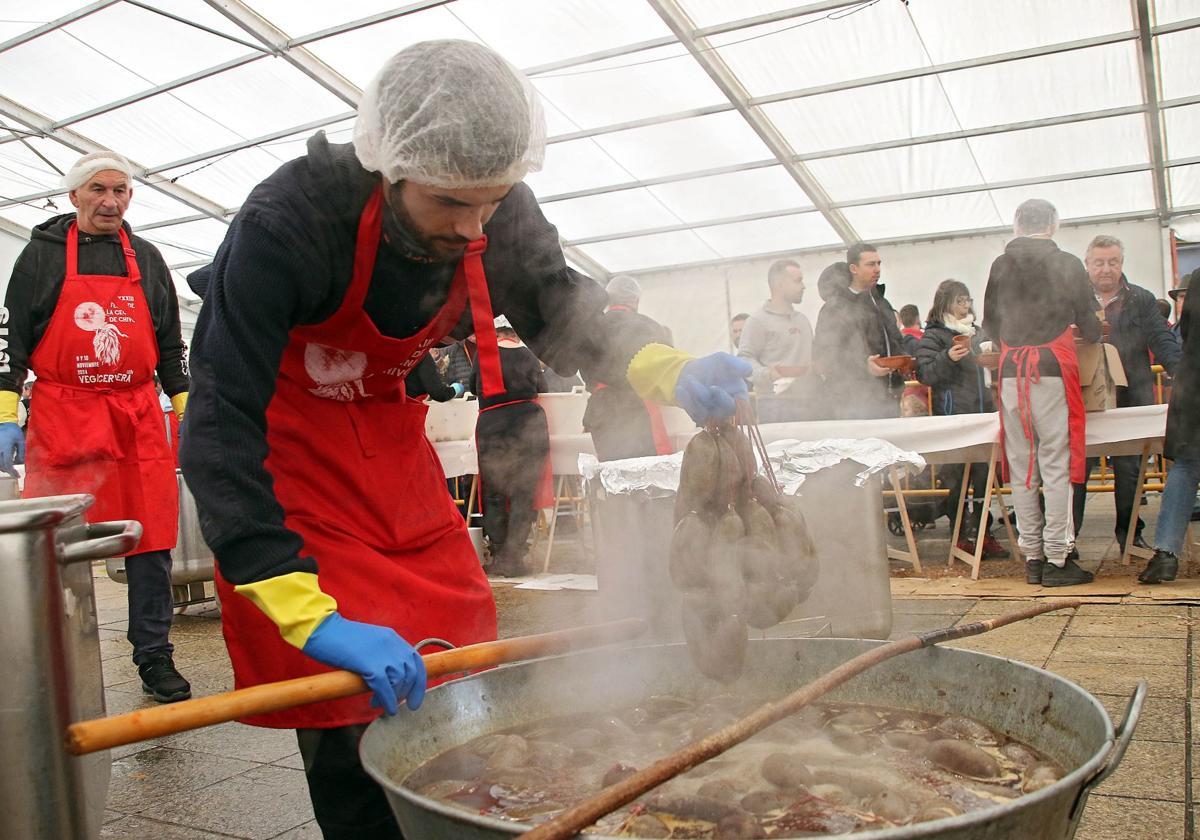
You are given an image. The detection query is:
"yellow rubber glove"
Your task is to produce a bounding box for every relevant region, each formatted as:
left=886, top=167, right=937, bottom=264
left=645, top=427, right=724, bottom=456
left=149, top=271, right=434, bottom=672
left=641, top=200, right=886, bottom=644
left=170, top=391, right=188, bottom=420
left=625, top=343, right=693, bottom=405
left=0, top=390, right=19, bottom=425
left=234, top=572, right=339, bottom=649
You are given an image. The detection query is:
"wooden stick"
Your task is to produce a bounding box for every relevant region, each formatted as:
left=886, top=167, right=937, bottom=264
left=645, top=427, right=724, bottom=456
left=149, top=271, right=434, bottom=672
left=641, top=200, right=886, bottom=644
left=65, top=617, right=646, bottom=756
left=519, top=600, right=1080, bottom=840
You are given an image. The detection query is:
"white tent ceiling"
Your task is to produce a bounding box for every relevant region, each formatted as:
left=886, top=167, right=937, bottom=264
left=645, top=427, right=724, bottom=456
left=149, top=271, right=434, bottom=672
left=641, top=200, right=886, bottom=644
left=1, top=0, right=1198, bottom=303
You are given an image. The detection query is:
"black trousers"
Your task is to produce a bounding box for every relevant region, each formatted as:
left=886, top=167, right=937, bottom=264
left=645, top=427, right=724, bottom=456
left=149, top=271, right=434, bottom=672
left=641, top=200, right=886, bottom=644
left=1072, top=454, right=1145, bottom=542
left=477, top=404, right=549, bottom=563
left=125, top=549, right=174, bottom=665
left=297, top=724, right=404, bottom=839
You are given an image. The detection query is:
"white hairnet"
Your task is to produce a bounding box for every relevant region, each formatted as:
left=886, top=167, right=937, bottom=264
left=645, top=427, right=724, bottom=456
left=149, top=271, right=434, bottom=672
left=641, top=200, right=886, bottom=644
left=606, top=275, right=642, bottom=307
left=353, top=40, right=546, bottom=189
left=64, top=151, right=133, bottom=191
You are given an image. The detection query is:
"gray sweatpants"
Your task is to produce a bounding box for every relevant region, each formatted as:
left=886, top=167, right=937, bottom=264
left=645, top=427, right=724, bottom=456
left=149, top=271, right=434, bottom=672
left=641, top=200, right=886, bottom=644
left=1000, top=376, right=1076, bottom=566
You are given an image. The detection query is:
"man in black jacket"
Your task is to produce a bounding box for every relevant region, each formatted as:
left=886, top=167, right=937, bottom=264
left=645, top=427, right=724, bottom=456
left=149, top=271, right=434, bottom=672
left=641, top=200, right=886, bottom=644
left=812, top=244, right=906, bottom=419
left=1071, top=235, right=1181, bottom=551
left=1, top=151, right=191, bottom=701
left=582, top=275, right=675, bottom=460
left=179, top=40, right=751, bottom=837
left=982, top=199, right=1102, bottom=587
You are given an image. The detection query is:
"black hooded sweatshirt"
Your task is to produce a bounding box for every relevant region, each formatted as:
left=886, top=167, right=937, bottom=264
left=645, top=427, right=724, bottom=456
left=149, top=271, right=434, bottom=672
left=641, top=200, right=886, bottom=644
left=181, top=132, right=660, bottom=586
left=981, top=236, right=1101, bottom=376
left=1, top=214, right=189, bottom=395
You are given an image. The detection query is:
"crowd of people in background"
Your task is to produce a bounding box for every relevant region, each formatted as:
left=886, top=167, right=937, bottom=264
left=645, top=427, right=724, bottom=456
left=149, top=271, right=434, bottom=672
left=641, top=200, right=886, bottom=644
left=731, top=198, right=1198, bottom=588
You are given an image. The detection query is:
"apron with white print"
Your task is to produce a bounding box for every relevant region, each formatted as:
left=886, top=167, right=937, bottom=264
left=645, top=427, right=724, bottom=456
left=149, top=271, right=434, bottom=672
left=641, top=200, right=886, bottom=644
left=24, top=223, right=177, bottom=554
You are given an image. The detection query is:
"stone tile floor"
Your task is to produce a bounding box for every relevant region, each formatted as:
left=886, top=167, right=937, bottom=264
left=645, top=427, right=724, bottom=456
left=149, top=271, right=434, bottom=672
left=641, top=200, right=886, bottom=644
left=92, top=574, right=1195, bottom=838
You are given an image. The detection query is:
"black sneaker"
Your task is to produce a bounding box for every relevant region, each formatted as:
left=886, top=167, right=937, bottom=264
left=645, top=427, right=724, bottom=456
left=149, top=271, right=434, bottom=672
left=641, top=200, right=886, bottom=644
left=1026, top=558, right=1045, bottom=585
left=1066, top=545, right=1080, bottom=561
left=1138, top=549, right=1179, bottom=584
left=138, top=654, right=192, bottom=703
left=1042, top=558, right=1095, bottom=587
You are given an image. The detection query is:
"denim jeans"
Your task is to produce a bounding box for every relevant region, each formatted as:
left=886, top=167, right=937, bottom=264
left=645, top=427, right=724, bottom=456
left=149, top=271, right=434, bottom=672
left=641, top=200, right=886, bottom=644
left=1153, top=456, right=1200, bottom=555
left=125, top=549, right=175, bottom=665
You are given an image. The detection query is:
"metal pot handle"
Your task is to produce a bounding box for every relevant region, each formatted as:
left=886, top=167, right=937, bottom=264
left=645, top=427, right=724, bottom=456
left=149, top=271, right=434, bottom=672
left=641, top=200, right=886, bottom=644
left=1070, top=680, right=1147, bottom=818
left=416, top=638, right=457, bottom=653
left=59, top=520, right=144, bottom=565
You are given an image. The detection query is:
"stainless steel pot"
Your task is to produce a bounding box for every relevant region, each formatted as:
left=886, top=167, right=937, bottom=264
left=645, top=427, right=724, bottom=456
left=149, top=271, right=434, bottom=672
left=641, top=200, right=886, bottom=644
left=361, top=639, right=1142, bottom=840
left=0, top=494, right=142, bottom=840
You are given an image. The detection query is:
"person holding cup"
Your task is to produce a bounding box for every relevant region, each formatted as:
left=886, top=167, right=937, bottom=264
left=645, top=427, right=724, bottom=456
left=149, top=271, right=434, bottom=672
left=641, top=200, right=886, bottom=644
left=915, top=279, right=1009, bottom=559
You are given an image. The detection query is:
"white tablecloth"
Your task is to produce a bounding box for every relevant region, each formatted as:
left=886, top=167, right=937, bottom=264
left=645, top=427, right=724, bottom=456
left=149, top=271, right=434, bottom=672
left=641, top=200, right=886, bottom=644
left=432, top=404, right=1168, bottom=478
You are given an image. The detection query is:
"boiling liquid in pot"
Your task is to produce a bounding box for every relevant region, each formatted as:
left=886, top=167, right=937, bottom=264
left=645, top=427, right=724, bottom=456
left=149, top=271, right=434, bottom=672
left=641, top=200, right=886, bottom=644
left=403, top=695, right=1065, bottom=837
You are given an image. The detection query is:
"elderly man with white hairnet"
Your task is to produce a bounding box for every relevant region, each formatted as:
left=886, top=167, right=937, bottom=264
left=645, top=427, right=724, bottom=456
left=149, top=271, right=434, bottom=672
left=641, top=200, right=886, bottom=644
left=0, top=151, right=192, bottom=703
left=581, top=274, right=678, bottom=460
left=181, top=40, right=750, bottom=837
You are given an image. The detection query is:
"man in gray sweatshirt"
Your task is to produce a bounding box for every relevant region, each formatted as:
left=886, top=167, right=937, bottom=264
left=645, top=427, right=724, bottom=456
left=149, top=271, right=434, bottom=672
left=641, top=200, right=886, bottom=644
left=738, top=258, right=816, bottom=421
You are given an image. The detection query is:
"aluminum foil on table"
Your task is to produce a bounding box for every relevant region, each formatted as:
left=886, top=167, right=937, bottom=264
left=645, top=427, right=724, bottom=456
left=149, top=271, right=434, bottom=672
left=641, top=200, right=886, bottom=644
left=578, top=451, right=682, bottom=495
left=765, top=437, right=925, bottom=495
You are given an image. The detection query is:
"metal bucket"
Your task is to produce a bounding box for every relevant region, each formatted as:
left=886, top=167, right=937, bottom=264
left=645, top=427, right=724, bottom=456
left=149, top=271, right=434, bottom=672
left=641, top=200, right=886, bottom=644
left=361, top=638, right=1142, bottom=840
left=0, top=494, right=143, bottom=840
left=106, top=469, right=215, bottom=607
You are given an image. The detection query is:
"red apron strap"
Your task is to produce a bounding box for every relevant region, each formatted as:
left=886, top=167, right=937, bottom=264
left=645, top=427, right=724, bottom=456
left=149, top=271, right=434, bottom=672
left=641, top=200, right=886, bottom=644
left=118, top=227, right=141, bottom=283
left=66, top=224, right=78, bottom=277
left=478, top=397, right=530, bottom=413
left=643, top=399, right=674, bottom=456
left=65, top=223, right=142, bottom=283
left=341, top=187, right=384, bottom=314
left=462, top=237, right=504, bottom=398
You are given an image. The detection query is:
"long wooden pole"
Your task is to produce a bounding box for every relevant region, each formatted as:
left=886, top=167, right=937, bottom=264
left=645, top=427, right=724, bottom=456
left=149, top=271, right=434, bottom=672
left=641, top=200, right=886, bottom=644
left=65, top=618, right=646, bottom=756
left=519, top=600, right=1080, bottom=840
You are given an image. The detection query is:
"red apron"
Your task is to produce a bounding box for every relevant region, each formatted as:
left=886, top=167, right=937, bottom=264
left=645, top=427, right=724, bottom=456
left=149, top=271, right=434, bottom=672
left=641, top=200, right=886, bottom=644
left=215, top=187, right=500, bottom=728
left=476, top=398, right=555, bottom=510
left=996, top=328, right=1087, bottom=488
left=24, top=224, right=177, bottom=554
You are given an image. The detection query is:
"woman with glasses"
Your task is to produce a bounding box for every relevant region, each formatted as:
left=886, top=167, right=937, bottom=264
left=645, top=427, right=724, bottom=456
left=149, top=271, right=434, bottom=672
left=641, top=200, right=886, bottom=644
left=916, top=280, right=1009, bottom=560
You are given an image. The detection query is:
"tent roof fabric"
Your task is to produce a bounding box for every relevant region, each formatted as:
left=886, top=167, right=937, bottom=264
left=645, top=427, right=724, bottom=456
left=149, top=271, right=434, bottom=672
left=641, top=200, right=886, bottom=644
left=1, top=0, right=1197, bottom=299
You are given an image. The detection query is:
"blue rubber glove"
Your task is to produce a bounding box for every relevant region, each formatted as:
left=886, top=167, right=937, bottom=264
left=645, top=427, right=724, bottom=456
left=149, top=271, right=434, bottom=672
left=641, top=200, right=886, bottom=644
left=674, top=353, right=752, bottom=424
left=451, top=381, right=466, bottom=398
left=301, top=612, right=427, bottom=715
left=0, top=422, right=24, bottom=477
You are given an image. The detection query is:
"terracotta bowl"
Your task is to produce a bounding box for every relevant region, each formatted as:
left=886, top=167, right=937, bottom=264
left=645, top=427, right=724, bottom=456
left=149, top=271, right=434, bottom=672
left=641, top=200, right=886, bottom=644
left=876, top=355, right=916, bottom=373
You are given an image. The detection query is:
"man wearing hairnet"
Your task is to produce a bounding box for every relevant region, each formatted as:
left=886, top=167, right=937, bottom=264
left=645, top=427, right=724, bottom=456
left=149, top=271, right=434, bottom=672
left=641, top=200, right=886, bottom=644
left=582, top=274, right=678, bottom=460
left=181, top=40, right=750, bottom=837
left=1, top=151, right=192, bottom=703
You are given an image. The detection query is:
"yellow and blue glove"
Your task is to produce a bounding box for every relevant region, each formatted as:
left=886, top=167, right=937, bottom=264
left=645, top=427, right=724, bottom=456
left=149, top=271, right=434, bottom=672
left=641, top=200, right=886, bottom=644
left=235, top=571, right=426, bottom=715
left=627, top=344, right=751, bottom=424
left=0, top=390, right=25, bottom=477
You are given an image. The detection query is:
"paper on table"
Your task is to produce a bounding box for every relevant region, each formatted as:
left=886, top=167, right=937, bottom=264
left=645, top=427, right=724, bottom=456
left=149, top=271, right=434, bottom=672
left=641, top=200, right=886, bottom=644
left=512, top=573, right=599, bottom=591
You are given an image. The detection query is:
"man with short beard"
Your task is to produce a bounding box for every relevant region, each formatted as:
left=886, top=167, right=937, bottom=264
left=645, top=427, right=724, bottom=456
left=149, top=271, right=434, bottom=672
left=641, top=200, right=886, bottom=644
left=0, top=151, right=191, bottom=702
left=181, top=40, right=751, bottom=838
left=1070, top=234, right=1180, bottom=554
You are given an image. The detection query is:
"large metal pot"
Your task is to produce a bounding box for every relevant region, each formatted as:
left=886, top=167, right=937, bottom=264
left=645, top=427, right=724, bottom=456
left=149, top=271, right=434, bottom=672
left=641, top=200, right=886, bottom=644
left=361, top=639, right=1142, bottom=840
left=0, top=494, right=143, bottom=840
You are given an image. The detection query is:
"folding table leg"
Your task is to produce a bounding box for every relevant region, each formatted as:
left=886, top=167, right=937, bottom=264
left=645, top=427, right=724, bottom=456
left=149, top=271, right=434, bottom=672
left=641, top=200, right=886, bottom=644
left=946, top=461, right=971, bottom=569
left=542, top=475, right=567, bottom=574
left=967, top=452, right=1000, bottom=580
left=885, top=466, right=922, bottom=573
left=466, top=475, right=479, bottom=519
left=1122, top=443, right=1154, bottom=567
